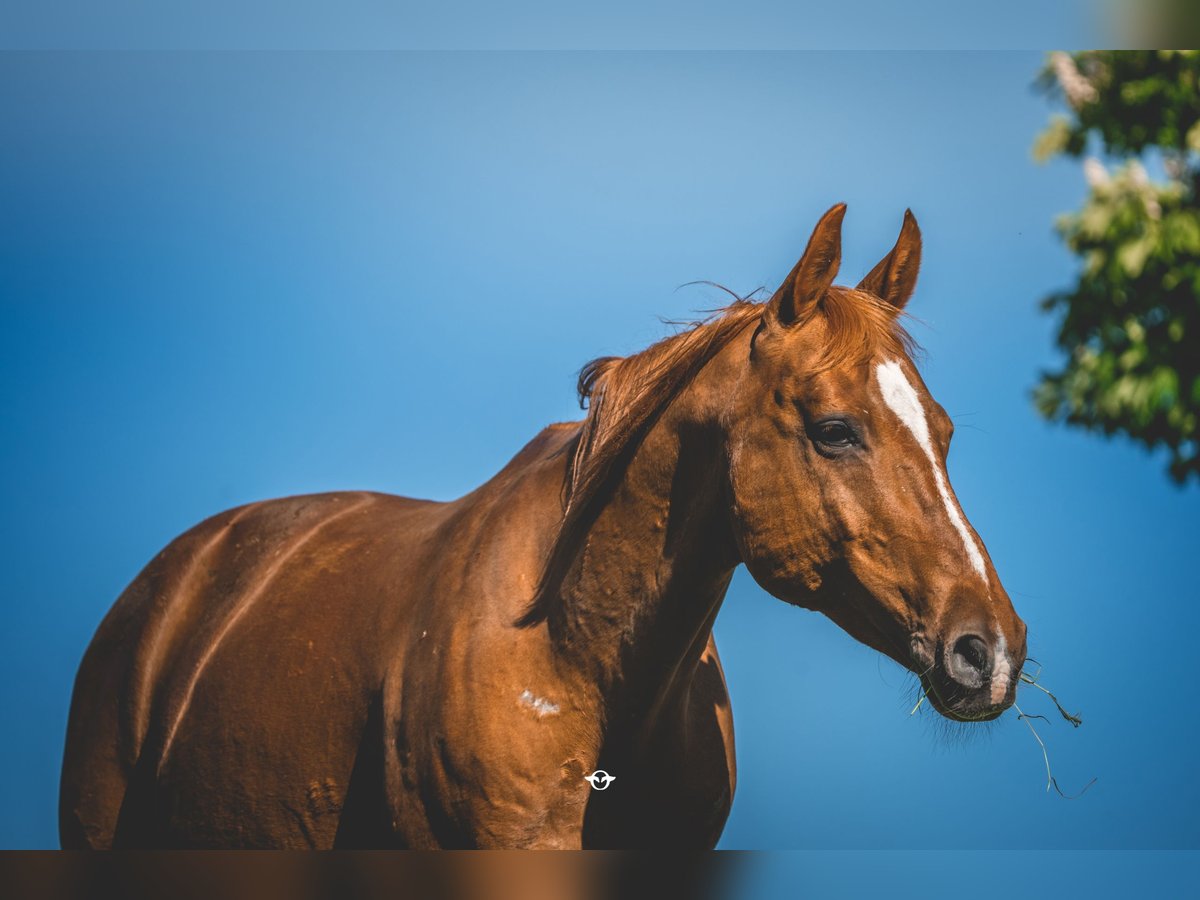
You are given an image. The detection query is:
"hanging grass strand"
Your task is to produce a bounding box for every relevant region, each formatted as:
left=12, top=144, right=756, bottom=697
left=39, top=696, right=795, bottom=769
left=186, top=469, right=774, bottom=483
left=1014, top=702, right=1096, bottom=799
left=907, top=658, right=1094, bottom=797
left=1019, top=672, right=1083, bottom=727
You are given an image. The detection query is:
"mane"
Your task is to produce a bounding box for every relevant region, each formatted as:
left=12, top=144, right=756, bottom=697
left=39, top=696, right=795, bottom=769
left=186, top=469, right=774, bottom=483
left=518, top=286, right=917, bottom=627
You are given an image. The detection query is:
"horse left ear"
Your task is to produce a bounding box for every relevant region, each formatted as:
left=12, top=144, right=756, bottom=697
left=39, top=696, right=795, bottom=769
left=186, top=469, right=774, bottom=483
left=857, top=209, right=922, bottom=310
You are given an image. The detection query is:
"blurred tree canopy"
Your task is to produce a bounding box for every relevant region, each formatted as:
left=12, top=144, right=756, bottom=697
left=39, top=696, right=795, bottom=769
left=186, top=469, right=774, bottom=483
left=1034, top=50, right=1200, bottom=484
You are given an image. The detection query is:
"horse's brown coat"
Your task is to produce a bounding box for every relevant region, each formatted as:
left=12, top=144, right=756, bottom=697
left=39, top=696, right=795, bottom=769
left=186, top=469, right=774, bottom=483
left=60, top=207, right=1026, bottom=848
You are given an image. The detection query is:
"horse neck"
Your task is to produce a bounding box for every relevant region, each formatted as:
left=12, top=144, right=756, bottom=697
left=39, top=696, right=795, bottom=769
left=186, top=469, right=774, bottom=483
left=551, top=354, right=742, bottom=718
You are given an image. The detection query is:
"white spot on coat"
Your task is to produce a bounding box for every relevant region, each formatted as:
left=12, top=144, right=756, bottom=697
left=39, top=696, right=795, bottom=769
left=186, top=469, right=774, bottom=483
left=875, top=359, right=988, bottom=581
left=518, top=689, right=560, bottom=718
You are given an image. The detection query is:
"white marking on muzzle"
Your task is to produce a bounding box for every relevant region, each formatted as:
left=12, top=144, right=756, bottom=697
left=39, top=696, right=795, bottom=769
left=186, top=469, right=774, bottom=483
left=874, top=359, right=987, bottom=581
left=990, top=633, right=1011, bottom=705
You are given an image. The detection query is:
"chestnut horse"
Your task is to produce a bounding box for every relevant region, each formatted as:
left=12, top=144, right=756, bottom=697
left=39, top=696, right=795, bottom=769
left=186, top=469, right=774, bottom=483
left=60, top=205, right=1027, bottom=849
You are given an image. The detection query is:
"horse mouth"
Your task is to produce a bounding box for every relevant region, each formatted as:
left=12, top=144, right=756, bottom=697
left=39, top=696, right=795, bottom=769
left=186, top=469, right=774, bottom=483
left=907, top=626, right=1022, bottom=723
left=917, top=672, right=1015, bottom=722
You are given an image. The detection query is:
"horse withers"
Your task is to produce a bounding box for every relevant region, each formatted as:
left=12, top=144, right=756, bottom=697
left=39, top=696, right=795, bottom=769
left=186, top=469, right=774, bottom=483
left=60, top=205, right=1026, bottom=848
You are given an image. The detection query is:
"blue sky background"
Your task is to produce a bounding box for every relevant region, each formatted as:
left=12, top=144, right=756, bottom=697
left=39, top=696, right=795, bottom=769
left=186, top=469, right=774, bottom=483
left=2, top=50, right=1197, bottom=865
left=3, top=3, right=1103, bottom=50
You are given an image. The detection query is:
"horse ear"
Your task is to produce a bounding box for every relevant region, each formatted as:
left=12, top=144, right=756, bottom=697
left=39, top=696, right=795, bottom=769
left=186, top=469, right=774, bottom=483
left=766, top=203, right=846, bottom=327
left=857, top=209, right=922, bottom=310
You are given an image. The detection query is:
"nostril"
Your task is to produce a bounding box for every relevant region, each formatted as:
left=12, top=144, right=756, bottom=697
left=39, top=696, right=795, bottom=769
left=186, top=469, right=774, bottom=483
left=948, top=634, right=992, bottom=688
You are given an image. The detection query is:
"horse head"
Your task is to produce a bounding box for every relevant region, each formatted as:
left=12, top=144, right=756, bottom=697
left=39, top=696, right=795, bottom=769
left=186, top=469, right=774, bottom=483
left=723, top=205, right=1026, bottom=721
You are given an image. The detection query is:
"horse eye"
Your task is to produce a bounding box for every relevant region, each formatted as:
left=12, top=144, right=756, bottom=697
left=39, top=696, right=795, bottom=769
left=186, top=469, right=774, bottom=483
left=814, top=420, right=857, bottom=448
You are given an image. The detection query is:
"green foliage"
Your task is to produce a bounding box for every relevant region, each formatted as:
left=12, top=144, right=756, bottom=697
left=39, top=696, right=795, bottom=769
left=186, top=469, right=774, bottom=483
left=1035, top=51, right=1200, bottom=484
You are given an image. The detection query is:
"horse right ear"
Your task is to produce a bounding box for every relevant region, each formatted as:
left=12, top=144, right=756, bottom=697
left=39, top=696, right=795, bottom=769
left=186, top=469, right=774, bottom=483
left=856, top=208, right=922, bottom=310
left=766, top=203, right=846, bottom=327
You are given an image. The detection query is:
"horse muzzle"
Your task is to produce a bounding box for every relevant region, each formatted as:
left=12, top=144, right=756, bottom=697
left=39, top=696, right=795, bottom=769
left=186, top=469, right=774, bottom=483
left=921, top=629, right=1025, bottom=722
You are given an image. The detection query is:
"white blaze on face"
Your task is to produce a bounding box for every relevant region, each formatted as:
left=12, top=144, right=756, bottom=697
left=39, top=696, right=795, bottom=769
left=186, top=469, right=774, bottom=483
left=874, top=359, right=988, bottom=582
